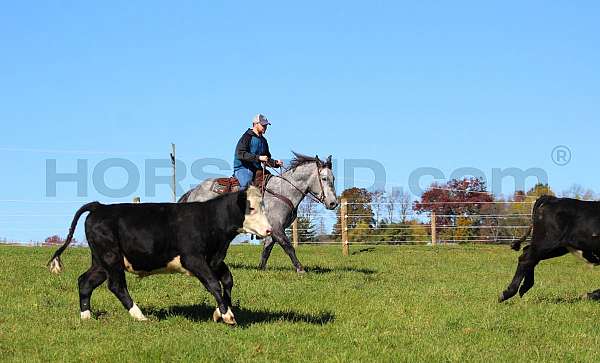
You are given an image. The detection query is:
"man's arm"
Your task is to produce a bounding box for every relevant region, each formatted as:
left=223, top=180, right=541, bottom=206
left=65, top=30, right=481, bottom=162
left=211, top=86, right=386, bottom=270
left=263, top=138, right=284, bottom=167
left=263, top=138, right=272, bottom=159
left=235, top=133, right=259, bottom=162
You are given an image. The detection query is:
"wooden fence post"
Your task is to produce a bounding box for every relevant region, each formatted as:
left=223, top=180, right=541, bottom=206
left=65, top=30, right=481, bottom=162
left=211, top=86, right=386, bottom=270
left=170, top=143, right=176, bottom=202
left=341, top=198, right=349, bottom=256
left=431, top=211, right=437, bottom=246
left=292, top=218, right=299, bottom=248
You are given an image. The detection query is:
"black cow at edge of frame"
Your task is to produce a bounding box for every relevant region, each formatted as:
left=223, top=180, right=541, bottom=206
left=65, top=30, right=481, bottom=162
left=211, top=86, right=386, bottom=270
left=499, top=195, right=600, bottom=303
left=47, top=186, right=271, bottom=325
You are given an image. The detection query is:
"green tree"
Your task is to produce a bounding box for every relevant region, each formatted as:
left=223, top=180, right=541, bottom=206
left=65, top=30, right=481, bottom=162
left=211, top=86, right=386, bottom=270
left=332, top=187, right=374, bottom=241
left=374, top=220, right=429, bottom=244
left=504, top=184, right=555, bottom=241
left=287, top=199, right=318, bottom=242
left=297, top=216, right=316, bottom=242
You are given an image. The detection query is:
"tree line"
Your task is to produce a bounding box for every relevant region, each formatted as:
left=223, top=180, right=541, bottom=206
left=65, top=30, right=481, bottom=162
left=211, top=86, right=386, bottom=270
left=289, top=179, right=599, bottom=244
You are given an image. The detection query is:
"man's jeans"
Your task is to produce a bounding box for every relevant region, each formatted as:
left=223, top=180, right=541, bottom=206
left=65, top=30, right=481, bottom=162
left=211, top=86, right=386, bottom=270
left=234, top=168, right=254, bottom=191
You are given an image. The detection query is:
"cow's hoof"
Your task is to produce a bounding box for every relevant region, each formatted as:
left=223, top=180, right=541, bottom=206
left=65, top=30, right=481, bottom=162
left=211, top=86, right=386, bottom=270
left=580, top=292, right=591, bottom=300
left=222, top=307, right=237, bottom=326
left=80, top=310, right=92, bottom=320
left=498, top=292, right=508, bottom=303
left=213, top=308, right=222, bottom=323
left=583, top=292, right=600, bottom=301
left=129, top=304, right=148, bottom=321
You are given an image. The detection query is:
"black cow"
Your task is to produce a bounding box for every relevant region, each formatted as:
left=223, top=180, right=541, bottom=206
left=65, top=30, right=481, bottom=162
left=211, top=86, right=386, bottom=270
left=499, top=195, right=600, bottom=303
left=48, top=186, right=271, bottom=325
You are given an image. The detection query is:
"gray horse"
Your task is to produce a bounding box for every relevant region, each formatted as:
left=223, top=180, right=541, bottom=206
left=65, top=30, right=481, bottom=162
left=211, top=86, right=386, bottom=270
left=179, top=153, right=338, bottom=273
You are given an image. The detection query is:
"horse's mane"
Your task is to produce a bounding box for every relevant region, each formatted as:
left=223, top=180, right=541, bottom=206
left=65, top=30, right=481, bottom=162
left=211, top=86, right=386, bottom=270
left=287, top=152, right=332, bottom=171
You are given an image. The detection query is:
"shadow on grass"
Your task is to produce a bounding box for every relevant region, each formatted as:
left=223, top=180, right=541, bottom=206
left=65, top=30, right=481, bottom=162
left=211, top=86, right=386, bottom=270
left=227, top=262, right=376, bottom=275
left=93, top=310, right=108, bottom=319
left=145, top=304, right=335, bottom=327
left=528, top=295, right=589, bottom=304
left=351, top=247, right=376, bottom=255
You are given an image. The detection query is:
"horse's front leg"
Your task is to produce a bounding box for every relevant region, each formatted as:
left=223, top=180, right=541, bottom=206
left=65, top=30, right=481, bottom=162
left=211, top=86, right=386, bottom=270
left=272, top=228, right=305, bottom=274
left=258, top=236, right=276, bottom=270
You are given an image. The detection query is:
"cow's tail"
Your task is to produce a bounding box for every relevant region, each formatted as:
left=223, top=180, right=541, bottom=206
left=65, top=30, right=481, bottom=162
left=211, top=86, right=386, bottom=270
left=47, top=201, right=101, bottom=274
left=511, top=225, right=532, bottom=251
left=510, top=195, right=554, bottom=251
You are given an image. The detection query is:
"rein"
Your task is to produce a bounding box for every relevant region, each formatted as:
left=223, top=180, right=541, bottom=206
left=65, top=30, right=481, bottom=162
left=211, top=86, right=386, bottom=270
left=263, top=160, right=326, bottom=211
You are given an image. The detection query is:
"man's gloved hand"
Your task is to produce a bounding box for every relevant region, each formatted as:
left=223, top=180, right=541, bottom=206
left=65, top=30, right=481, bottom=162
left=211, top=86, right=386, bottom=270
left=261, top=156, right=283, bottom=167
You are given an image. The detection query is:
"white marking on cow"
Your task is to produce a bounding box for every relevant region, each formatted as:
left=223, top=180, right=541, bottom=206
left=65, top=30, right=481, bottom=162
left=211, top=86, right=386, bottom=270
left=165, top=256, right=193, bottom=276
left=567, top=247, right=597, bottom=268
left=123, top=256, right=193, bottom=278
left=49, top=257, right=63, bottom=274
left=123, top=257, right=135, bottom=273
left=129, top=304, right=148, bottom=321
left=222, top=307, right=236, bottom=325
left=213, top=307, right=222, bottom=322
left=213, top=307, right=236, bottom=325
left=80, top=310, right=92, bottom=320
left=242, top=186, right=272, bottom=237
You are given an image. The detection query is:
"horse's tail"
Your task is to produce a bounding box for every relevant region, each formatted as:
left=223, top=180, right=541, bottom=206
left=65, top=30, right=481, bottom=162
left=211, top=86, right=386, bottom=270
left=48, top=201, right=101, bottom=274
left=510, top=195, right=554, bottom=251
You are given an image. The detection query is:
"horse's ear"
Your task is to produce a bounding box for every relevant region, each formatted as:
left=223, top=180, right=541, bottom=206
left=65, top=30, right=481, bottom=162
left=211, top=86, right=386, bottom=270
left=326, top=155, right=332, bottom=168
left=315, top=155, right=321, bottom=166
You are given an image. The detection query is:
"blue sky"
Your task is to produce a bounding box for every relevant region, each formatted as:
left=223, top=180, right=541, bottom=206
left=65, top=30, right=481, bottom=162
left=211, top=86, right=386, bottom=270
left=1, top=1, right=599, bottom=242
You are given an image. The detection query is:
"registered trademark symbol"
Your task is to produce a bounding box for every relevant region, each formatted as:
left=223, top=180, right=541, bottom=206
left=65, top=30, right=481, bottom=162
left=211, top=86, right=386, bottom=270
left=551, top=145, right=571, bottom=166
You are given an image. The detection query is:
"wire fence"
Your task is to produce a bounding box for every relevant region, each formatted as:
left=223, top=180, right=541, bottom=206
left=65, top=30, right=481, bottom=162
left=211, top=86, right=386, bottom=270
left=0, top=197, right=534, bottom=249
left=286, top=199, right=535, bottom=251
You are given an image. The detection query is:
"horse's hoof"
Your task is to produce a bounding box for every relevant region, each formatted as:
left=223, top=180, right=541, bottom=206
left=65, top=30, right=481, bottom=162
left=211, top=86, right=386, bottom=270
left=297, top=268, right=306, bottom=274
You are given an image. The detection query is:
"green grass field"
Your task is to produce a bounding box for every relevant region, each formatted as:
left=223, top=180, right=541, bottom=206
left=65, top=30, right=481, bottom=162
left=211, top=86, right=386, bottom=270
left=2, top=244, right=600, bottom=362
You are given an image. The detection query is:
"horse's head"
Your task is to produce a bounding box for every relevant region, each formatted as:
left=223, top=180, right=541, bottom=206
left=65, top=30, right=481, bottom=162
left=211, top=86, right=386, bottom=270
left=288, top=152, right=339, bottom=210
left=313, top=155, right=338, bottom=210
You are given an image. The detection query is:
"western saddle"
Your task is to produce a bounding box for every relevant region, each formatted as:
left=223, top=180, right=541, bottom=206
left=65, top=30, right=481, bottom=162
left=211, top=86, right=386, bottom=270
left=210, top=169, right=271, bottom=195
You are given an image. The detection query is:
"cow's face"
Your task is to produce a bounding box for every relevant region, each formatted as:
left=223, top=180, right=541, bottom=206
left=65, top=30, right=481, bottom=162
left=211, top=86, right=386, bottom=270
left=242, top=186, right=272, bottom=238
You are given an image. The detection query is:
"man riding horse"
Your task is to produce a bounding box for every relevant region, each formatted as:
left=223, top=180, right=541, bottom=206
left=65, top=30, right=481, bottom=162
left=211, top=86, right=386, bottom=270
left=178, top=114, right=339, bottom=273
left=234, top=114, right=284, bottom=190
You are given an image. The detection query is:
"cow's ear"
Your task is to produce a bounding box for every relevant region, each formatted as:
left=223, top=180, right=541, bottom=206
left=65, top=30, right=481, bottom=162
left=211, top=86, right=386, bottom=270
left=237, top=191, right=248, bottom=213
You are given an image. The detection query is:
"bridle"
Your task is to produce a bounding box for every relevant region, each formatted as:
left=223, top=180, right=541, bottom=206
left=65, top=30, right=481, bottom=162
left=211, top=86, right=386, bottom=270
left=263, top=160, right=327, bottom=210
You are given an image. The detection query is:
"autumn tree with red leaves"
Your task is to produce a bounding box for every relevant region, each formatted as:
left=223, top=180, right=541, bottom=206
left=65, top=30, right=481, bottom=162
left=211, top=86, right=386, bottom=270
left=413, top=178, right=494, bottom=226
left=43, top=235, right=78, bottom=247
